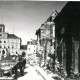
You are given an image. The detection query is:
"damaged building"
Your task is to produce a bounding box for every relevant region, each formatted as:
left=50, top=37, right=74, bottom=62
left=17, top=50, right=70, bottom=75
left=54, top=2, right=80, bottom=77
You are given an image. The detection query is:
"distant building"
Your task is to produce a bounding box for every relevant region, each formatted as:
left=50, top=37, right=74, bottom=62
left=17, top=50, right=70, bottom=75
left=0, top=24, right=21, bottom=56
left=20, top=45, right=27, bottom=55
left=27, top=40, right=37, bottom=54
left=27, top=39, right=37, bottom=61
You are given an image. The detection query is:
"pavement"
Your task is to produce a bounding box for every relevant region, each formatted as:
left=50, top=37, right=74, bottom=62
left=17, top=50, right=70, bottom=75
left=0, top=63, right=64, bottom=80
left=18, top=64, right=45, bottom=80
left=34, top=64, right=64, bottom=80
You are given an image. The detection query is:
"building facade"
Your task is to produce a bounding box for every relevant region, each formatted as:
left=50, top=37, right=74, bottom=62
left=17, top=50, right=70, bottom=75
left=27, top=39, right=37, bottom=62
left=36, top=10, right=58, bottom=68
left=0, top=24, right=21, bottom=58
left=54, top=2, right=80, bottom=77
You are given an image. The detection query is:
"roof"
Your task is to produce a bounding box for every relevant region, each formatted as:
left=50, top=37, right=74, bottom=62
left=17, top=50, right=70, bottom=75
left=0, top=24, right=5, bottom=27
left=20, top=45, right=27, bottom=50
left=8, top=34, right=20, bottom=39
left=27, top=40, right=37, bottom=45
left=54, top=2, right=80, bottom=27
left=32, top=39, right=37, bottom=45
left=35, top=28, right=40, bottom=35
left=54, top=2, right=80, bottom=40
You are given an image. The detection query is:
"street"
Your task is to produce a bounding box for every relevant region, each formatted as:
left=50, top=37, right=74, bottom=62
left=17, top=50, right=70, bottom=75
left=18, top=64, right=45, bottom=80
left=0, top=1, right=79, bottom=80
left=0, top=64, right=45, bottom=80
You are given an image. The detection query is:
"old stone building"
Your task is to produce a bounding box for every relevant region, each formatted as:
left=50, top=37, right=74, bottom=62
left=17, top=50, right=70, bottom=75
left=36, top=10, right=58, bottom=68
left=54, top=2, right=80, bottom=77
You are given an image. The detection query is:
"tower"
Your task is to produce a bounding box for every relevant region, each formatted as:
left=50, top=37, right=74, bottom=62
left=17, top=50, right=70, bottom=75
left=0, top=24, right=5, bottom=32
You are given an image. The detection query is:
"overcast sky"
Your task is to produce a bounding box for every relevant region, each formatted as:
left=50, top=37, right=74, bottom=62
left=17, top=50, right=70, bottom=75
left=0, top=1, right=67, bottom=44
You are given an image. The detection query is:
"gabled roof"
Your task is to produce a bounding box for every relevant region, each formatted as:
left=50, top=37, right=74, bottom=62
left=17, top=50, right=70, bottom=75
left=8, top=34, right=20, bottom=39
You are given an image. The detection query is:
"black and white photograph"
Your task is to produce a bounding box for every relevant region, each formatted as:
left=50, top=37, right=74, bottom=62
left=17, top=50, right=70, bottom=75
left=0, top=1, right=80, bottom=80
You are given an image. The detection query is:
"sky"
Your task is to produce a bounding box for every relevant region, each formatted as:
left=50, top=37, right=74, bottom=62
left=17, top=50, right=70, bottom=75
left=0, top=1, right=67, bottom=44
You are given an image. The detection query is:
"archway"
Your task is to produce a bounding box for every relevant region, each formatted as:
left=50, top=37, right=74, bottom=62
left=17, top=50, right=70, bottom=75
left=2, top=50, right=5, bottom=58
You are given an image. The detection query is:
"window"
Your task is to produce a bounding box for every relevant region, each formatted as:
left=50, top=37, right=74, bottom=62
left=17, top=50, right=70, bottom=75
left=4, top=46, right=6, bottom=48
left=29, top=48, right=30, bottom=50
left=8, top=46, right=10, bottom=48
left=0, top=46, right=2, bottom=48
left=0, top=41, right=2, bottom=43
left=2, top=50, right=5, bottom=55
left=31, top=42, right=33, bottom=44
left=28, top=42, right=30, bottom=44
left=0, top=34, right=2, bottom=36
left=4, top=41, right=6, bottom=43
left=12, top=46, right=14, bottom=49
left=16, top=52, right=18, bottom=54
